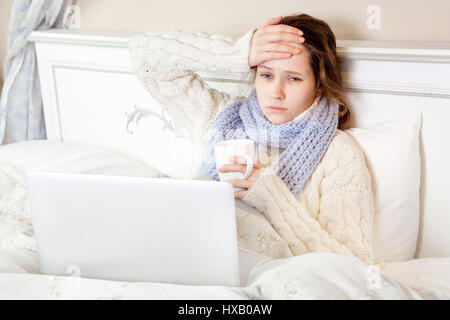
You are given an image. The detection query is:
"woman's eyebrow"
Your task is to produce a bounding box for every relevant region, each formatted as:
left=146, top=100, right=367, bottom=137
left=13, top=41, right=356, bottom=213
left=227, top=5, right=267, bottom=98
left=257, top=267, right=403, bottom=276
left=259, top=64, right=304, bottom=76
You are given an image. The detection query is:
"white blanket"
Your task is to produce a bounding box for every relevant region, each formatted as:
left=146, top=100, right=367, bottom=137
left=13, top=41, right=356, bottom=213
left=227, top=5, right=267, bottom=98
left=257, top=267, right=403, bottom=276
left=1, top=142, right=450, bottom=300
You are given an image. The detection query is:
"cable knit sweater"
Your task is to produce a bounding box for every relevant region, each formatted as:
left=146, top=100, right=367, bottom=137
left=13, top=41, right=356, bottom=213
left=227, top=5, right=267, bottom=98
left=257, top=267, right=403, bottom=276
left=129, top=28, right=375, bottom=265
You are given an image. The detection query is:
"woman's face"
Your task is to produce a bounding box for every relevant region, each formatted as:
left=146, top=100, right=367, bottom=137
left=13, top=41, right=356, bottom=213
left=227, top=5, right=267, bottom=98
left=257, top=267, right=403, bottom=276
left=254, top=48, right=318, bottom=125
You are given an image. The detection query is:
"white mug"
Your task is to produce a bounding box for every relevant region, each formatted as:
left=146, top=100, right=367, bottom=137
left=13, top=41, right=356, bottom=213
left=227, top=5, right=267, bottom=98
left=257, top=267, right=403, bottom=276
left=214, top=139, right=256, bottom=192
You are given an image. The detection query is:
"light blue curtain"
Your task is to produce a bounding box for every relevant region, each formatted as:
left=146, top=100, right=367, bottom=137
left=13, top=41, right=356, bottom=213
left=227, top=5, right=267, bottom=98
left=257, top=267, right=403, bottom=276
left=0, top=0, right=72, bottom=145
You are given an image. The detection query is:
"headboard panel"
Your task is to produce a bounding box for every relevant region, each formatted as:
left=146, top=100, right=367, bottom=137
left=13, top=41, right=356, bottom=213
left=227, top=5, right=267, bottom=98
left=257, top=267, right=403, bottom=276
left=28, top=30, right=450, bottom=259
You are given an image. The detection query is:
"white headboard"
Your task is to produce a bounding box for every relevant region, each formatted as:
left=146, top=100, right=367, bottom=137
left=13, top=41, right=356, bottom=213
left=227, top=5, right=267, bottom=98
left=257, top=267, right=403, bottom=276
left=28, top=29, right=450, bottom=260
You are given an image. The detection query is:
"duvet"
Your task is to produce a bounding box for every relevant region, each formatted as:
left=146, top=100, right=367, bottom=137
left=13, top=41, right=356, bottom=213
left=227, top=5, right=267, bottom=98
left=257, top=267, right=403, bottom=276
left=1, top=142, right=450, bottom=300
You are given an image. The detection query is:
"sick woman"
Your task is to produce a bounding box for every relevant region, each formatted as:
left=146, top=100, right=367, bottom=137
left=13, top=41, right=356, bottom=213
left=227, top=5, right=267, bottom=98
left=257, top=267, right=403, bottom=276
left=130, top=13, right=374, bottom=265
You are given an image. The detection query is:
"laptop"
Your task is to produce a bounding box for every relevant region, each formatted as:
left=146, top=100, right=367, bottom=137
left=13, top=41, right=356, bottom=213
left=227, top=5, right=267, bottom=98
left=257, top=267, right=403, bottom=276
left=26, top=171, right=265, bottom=286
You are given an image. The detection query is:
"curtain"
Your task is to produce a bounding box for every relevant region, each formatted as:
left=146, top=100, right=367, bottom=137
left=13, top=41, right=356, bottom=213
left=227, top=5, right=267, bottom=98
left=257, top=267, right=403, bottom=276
left=0, top=0, right=73, bottom=145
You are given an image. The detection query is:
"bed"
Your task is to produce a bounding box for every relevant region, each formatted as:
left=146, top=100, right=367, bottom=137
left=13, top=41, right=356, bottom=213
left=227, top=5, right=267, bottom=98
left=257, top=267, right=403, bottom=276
left=0, top=28, right=450, bottom=299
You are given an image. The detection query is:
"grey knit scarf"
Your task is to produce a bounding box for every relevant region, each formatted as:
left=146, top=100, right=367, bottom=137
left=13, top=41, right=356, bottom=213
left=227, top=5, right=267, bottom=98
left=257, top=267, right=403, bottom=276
left=197, top=88, right=339, bottom=197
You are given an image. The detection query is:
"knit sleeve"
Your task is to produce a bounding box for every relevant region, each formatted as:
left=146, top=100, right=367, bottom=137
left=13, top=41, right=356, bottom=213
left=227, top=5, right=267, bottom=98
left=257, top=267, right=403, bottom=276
left=128, top=28, right=257, bottom=142
left=242, top=132, right=375, bottom=265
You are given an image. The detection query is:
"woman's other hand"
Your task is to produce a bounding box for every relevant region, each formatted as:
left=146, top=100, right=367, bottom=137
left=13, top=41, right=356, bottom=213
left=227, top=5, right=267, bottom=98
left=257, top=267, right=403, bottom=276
left=248, top=16, right=305, bottom=68
left=218, top=155, right=269, bottom=199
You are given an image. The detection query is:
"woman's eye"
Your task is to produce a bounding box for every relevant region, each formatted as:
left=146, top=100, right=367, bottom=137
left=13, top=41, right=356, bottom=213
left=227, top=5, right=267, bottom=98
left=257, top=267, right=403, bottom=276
left=259, top=74, right=301, bottom=81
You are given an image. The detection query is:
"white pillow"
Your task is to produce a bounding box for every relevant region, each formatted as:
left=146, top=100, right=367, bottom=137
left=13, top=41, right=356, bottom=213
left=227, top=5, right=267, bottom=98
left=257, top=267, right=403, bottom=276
left=0, top=140, right=163, bottom=177
left=345, top=112, right=422, bottom=264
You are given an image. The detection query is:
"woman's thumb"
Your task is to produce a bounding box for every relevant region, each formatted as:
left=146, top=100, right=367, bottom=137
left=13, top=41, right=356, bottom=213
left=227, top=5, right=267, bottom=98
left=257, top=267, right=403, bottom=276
left=261, top=16, right=282, bottom=27
left=269, top=16, right=283, bottom=24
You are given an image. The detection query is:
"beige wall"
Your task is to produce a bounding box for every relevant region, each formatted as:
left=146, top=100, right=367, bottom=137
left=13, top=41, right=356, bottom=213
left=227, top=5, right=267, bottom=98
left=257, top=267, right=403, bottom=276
left=1, top=0, right=450, bottom=94
left=73, top=0, right=450, bottom=41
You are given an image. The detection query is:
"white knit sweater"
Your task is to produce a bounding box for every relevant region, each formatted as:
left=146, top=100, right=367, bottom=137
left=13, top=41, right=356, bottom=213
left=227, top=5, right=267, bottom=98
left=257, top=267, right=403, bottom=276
left=129, top=28, right=374, bottom=265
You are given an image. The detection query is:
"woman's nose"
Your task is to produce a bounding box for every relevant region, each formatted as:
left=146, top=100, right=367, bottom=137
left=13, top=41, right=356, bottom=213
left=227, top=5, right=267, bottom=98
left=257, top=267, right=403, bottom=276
left=271, top=85, right=285, bottom=100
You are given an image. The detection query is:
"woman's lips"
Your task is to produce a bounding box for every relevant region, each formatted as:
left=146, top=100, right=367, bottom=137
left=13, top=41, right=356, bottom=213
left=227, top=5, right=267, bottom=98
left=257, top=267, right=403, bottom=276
left=267, top=106, right=288, bottom=112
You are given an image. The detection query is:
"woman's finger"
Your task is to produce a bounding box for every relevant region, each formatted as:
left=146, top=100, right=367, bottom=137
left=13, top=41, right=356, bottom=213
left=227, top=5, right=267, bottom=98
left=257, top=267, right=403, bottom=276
left=218, top=163, right=246, bottom=174
left=265, top=16, right=282, bottom=25
left=257, top=31, right=305, bottom=45
left=259, top=16, right=283, bottom=29
left=225, top=178, right=253, bottom=189
left=260, top=42, right=304, bottom=54
left=261, top=24, right=304, bottom=36
left=234, top=189, right=248, bottom=199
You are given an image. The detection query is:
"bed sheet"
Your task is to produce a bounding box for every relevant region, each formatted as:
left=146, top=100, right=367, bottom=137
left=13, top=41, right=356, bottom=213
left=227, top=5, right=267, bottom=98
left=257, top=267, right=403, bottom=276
left=376, top=257, right=450, bottom=294
left=2, top=252, right=450, bottom=300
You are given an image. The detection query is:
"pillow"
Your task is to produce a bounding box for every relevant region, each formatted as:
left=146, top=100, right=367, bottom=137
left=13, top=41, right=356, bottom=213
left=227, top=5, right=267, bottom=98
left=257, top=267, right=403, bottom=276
left=0, top=140, right=162, bottom=178
left=345, top=112, right=422, bottom=264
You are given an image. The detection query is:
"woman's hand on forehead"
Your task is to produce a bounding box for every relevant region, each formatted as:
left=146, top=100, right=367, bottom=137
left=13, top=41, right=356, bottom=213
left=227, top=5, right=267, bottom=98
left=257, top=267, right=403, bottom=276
left=257, top=16, right=303, bottom=35
left=249, top=16, right=306, bottom=68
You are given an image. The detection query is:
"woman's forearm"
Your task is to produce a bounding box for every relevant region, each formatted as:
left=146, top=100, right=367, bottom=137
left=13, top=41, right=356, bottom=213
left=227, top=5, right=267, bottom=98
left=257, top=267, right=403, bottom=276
left=129, top=28, right=257, bottom=76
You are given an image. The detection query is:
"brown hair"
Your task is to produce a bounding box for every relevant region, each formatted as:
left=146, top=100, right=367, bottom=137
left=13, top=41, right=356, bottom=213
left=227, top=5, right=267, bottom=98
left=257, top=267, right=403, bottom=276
left=269, top=13, right=350, bottom=129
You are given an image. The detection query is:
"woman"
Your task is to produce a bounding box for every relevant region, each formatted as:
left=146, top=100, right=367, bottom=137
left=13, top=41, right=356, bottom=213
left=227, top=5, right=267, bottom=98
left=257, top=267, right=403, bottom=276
left=129, top=13, right=374, bottom=265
